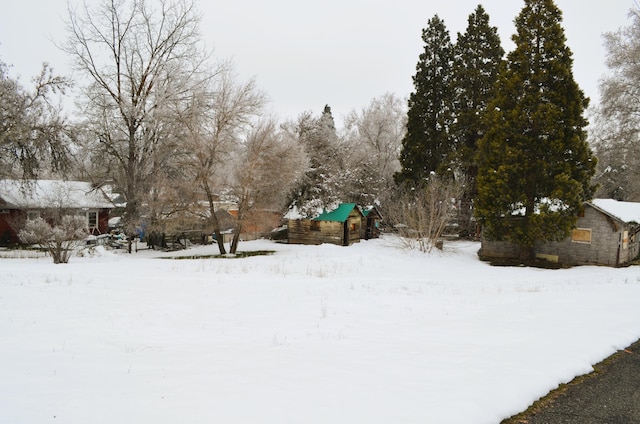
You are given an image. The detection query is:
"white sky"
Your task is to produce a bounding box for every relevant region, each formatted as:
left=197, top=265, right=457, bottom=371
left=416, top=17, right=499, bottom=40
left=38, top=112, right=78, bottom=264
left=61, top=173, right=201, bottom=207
left=0, top=0, right=635, bottom=125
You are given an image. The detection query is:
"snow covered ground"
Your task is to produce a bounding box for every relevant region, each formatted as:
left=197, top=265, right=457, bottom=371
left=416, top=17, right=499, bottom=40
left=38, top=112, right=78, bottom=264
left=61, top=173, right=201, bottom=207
left=2, top=236, right=640, bottom=424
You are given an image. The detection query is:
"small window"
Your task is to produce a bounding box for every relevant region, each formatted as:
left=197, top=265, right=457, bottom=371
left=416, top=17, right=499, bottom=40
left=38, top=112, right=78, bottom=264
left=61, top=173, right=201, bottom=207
left=0, top=209, right=9, bottom=214
left=310, top=221, right=321, bottom=231
left=571, top=228, right=591, bottom=244
left=350, top=222, right=357, bottom=232
left=88, top=211, right=98, bottom=229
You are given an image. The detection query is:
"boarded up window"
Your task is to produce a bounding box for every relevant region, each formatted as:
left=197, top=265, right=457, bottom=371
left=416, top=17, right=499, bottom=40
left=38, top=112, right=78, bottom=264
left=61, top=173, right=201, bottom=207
left=310, top=221, right=320, bottom=232
left=571, top=228, right=592, bottom=244
left=623, top=230, right=629, bottom=249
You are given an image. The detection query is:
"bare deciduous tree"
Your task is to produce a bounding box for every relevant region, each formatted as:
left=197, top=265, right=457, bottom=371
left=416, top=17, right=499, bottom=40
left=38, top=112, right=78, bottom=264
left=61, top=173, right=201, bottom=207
left=178, top=63, right=266, bottom=254
left=343, top=93, right=405, bottom=181
left=228, top=118, right=307, bottom=254
left=64, top=0, right=210, bottom=250
left=384, top=174, right=463, bottom=252
left=338, top=93, right=405, bottom=206
left=590, top=7, right=640, bottom=201
left=0, top=61, right=72, bottom=179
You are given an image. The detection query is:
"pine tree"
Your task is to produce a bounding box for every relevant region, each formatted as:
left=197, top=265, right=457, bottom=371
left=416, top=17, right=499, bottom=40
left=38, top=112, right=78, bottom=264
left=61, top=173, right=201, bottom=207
left=288, top=105, right=343, bottom=215
left=451, top=5, right=504, bottom=235
left=475, top=0, right=597, bottom=260
left=395, top=15, right=454, bottom=186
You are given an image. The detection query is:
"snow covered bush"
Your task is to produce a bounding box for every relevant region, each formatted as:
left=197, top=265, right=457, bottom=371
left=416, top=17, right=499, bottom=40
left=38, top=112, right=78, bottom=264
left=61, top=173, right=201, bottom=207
left=18, top=215, right=88, bottom=264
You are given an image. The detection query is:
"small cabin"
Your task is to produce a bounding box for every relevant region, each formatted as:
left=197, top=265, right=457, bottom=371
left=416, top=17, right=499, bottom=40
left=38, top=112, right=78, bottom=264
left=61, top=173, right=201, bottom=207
left=361, top=205, right=383, bottom=240
left=480, top=199, right=640, bottom=267
left=288, top=203, right=364, bottom=246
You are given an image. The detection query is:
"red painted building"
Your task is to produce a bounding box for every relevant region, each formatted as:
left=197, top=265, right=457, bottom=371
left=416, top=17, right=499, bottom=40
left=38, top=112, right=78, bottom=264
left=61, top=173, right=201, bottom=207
left=0, top=180, right=115, bottom=246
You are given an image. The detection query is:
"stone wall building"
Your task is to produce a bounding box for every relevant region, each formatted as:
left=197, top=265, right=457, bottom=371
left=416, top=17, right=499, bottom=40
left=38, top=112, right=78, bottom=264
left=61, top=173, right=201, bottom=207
left=480, top=199, right=640, bottom=267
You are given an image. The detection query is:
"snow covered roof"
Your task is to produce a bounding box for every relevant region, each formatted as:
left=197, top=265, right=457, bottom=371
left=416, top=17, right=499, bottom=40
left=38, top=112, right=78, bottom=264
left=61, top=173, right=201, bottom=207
left=0, top=179, right=115, bottom=209
left=590, top=199, right=640, bottom=224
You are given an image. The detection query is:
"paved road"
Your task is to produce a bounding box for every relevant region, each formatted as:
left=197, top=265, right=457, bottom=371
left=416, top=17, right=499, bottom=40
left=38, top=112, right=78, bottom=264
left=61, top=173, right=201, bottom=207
left=503, top=339, right=640, bottom=424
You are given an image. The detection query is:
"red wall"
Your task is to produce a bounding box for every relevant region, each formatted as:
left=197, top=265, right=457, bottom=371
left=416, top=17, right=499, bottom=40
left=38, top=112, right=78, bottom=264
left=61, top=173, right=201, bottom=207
left=0, top=209, right=113, bottom=246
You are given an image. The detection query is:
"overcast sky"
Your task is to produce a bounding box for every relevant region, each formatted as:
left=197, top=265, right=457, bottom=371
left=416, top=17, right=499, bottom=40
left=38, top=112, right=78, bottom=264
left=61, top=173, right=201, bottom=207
left=0, top=0, right=635, bottom=126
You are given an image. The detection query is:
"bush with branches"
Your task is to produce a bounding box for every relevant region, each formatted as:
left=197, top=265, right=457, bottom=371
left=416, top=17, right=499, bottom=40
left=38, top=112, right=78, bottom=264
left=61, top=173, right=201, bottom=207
left=18, top=216, right=88, bottom=264
left=385, top=174, right=464, bottom=252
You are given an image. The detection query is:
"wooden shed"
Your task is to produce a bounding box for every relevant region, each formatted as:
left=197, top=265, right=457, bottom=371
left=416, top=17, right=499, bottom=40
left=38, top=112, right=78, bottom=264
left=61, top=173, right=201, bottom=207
left=288, top=203, right=364, bottom=246
left=361, top=205, right=383, bottom=240
left=479, top=199, right=640, bottom=267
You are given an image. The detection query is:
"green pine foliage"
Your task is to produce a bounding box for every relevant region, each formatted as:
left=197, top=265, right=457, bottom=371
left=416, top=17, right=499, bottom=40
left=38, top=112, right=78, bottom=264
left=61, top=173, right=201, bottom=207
left=475, top=0, right=597, bottom=259
left=451, top=5, right=504, bottom=234
left=395, top=15, right=454, bottom=185
left=452, top=5, right=504, bottom=194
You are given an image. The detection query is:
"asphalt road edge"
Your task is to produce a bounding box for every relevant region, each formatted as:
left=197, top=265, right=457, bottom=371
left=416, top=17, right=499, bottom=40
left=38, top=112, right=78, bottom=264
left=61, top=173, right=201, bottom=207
left=501, top=338, right=640, bottom=424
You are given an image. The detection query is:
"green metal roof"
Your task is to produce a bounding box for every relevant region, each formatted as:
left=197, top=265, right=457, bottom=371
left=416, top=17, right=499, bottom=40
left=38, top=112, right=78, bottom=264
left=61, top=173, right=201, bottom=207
left=312, top=203, right=358, bottom=222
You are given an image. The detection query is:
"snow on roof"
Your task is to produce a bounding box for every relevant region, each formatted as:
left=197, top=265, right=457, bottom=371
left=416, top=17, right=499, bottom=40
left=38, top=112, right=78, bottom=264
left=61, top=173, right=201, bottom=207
left=0, top=179, right=115, bottom=209
left=284, top=205, right=304, bottom=220
left=590, top=198, right=640, bottom=224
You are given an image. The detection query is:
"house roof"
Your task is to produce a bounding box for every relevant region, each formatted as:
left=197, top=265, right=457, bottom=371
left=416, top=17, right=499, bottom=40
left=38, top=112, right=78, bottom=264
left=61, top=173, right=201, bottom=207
left=0, top=179, right=115, bottom=209
left=312, top=203, right=360, bottom=222
left=590, top=199, right=640, bottom=224
left=362, top=205, right=383, bottom=219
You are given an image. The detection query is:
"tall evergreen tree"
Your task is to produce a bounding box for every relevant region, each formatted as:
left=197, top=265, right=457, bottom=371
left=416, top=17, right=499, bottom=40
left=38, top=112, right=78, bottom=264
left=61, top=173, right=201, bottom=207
left=395, top=15, right=454, bottom=185
left=288, top=105, right=343, bottom=216
left=475, top=0, right=596, bottom=260
left=451, top=5, right=504, bottom=234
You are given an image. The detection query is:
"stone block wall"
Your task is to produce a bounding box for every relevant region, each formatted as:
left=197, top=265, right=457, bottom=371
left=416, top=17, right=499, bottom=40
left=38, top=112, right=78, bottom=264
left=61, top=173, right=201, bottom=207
left=480, top=205, right=636, bottom=267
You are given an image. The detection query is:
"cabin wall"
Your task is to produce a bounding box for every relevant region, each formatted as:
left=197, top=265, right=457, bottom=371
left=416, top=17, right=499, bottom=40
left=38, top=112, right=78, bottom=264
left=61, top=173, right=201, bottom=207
left=288, top=219, right=345, bottom=245
left=361, top=215, right=381, bottom=240
left=287, top=206, right=364, bottom=246
left=288, top=216, right=362, bottom=246
left=346, top=214, right=362, bottom=245
left=539, top=206, right=623, bottom=266
left=480, top=205, right=639, bottom=267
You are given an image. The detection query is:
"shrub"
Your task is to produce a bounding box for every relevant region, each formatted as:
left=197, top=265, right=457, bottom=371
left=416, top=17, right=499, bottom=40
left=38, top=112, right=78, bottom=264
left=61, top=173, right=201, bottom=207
left=385, top=174, right=463, bottom=252
left=18, top=216, right=88, bottom=264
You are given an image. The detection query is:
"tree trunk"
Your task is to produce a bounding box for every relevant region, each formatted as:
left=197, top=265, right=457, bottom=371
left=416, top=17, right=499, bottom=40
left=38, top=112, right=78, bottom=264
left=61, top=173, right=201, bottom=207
left=230, top=226, right=242, bottom=254
left=518, top=194, right=537, bottom=262
left=230, top=208, right=245, bottom=254
left=213, top=231, right=226, bottom=254
left=211, top=215, right=226, bottom=255
left=204, top=183, right=226, bottom=255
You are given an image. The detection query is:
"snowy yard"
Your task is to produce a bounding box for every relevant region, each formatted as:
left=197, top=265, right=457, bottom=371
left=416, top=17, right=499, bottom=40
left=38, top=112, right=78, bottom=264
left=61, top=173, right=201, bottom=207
left=2, top=237, right=640, bottom=423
